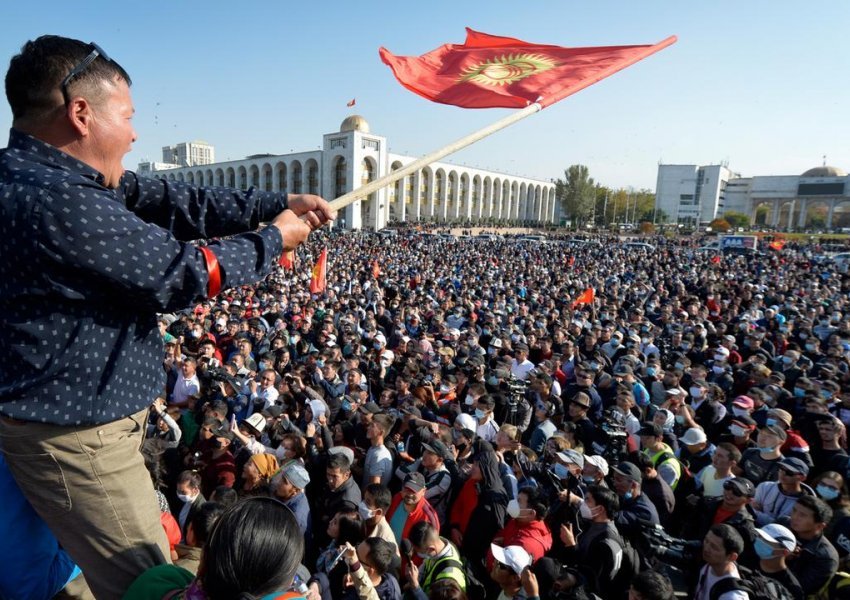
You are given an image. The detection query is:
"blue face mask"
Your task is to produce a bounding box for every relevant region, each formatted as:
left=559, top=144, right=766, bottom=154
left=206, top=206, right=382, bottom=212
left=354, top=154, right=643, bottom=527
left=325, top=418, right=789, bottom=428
left=474, top=408, right=486, bottom=420
left=817, top=484, right=841, bottom=501
left=753, top=539, right=777, bottom=560
left=794, top=388, right=806, bottom=398
left=766, top=418, right=778, bottom=427
left=552, top=463, right=570, bottom=480
left=623, top=491, right=633, bottom=501
left=342, top=399, right=352, bottom=412
left=647, top=367, right=657, bottom=377
left=257, top=361, right=267, bottom=372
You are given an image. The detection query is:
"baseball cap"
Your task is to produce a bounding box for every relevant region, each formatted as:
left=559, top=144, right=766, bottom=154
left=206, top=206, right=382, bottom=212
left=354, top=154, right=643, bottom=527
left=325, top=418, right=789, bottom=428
left=723, top=477, right=756, bottom=498
left=556, top=449, right=585, bottom=468
left=679, top=428, right=708, bottom=446
left=403, top=472, right=426, bottom=492
left=612, top=461, right=642, bottom=483
left=755, top=524, right=797, bottom=552
left=779, top=457, right=810, bottom=476
left=584, top=455, right=609, bottom=476
left=261, top=405, right=284, bottom=419
left=732, top=396, right=754, bottom=410
left=490, top=544, right=532, bottom=576
left=455, top=413, right=476, bottom=433
left=421, top=440, right=452, bottom=462
left=282, top=462, right=311, bottom=490
left=768, top=409, right=793, bottom=427
left=359, top=401, right=382, bottom=415
left=637, top=423, right=663, bottom=438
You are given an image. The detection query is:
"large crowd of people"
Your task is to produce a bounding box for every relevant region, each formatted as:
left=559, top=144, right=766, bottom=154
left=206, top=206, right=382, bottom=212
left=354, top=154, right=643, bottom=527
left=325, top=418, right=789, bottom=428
left=101, top=230, right=850, bottom=599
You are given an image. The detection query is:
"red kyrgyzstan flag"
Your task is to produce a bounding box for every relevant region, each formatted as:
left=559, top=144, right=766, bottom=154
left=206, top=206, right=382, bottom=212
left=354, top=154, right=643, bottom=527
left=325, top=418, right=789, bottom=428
left=380, top=28, right=676, bottom=109
left=372, top=260, right=380, bottom=279
left=571, top=287, right=595, bottom=309
left=278, top=250, right=295, bottom=270
left=309, top=248, right=328, bottom=294
left=769, top=240, right=785, bottom=251
left=711, top=255, right=722, bottom=264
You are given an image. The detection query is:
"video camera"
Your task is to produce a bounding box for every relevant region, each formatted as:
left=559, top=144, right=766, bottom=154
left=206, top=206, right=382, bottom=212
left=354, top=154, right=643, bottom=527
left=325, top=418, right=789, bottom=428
left=638, top=521, right=701, bottom=563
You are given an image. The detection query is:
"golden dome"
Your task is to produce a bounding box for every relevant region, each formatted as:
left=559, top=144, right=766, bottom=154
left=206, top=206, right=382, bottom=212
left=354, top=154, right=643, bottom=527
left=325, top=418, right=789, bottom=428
left=340, top=115, right=370, bottom=133
left=801, top=165, right=846, bottom=177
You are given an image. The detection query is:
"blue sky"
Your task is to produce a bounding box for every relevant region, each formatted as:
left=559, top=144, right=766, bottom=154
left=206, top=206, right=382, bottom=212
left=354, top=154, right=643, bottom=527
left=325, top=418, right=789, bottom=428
left=1, top=1, right=847, bottom=190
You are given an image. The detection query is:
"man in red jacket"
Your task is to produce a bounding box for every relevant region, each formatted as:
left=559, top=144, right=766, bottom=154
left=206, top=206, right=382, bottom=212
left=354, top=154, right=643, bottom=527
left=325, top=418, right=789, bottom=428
left=386, top=472, right=440, bottom=548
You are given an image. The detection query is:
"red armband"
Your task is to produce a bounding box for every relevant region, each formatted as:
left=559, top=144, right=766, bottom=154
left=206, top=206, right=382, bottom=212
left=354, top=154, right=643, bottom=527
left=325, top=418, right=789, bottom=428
left=199, top=246, right=222, bottom=298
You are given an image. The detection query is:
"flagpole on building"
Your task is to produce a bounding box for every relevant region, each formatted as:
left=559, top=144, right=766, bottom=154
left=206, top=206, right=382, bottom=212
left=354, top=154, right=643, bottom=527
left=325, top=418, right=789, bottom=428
left=328, top=102, right=542, bottom=213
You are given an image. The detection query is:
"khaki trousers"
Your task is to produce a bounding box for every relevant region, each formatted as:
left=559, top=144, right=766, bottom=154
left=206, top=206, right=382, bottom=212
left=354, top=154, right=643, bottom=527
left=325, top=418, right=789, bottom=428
left=0, top=409, right=170, bottom=600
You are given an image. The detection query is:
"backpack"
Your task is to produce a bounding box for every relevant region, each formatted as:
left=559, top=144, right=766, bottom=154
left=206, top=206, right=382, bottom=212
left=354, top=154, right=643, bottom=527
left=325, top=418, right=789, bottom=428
left=708, top=565, right=795, bottom=600
left=599, top=534, right=642, bottom=595
left=430, top=556, right=487, bottom=600
left=813, top=570, right=850, bottom=600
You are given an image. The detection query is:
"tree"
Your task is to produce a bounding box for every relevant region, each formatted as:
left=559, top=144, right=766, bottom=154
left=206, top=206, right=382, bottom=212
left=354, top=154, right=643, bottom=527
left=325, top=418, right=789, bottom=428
left=709, top=218, right=731, bottom=232
left=723, top=211, right=750, bottom=229
left=639, top=221, right=655, bottom=234
left=556, top=165, right=595, bottom=228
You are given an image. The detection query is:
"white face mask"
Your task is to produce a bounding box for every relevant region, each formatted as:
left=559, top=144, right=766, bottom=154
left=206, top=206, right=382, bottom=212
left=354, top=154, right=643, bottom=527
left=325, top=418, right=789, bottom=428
left=732, top=407, right=749, bottom=418
left=177, top=493, right=196, bottom=503
left=507, top=499, right=522, bottom=519
left=729, top=424, right=747, bottom=437
left=357, top=501, right=375, bottom=520
left=579, top=500, right=595, bottom=520
left=464, top=395, right=475, bottom=406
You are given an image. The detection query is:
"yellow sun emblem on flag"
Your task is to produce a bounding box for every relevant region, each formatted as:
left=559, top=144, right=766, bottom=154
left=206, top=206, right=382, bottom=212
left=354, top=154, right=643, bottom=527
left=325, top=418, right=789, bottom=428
left=459, top=53, right=558, bottom=86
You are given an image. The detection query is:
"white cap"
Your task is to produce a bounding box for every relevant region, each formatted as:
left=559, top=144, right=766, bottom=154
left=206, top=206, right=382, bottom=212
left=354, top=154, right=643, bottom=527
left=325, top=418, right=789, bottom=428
left=755, top=523, right=797, bottom=552
left=490, top=543, right=531, bottom=575
left=584, top=455, right=609, bottom=476
left=455, top=413, right=477, bottom=432
left=679, top=427, right=707, bottom=445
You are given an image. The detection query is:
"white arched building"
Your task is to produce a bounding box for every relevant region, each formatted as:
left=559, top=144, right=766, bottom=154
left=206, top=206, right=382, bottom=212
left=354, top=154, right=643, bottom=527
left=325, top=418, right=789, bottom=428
left=138, top=116, right=557, bottom=230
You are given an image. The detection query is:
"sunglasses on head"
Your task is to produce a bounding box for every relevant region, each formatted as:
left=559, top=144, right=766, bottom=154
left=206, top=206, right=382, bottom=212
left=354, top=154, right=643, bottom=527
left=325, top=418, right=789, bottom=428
left=60, top=42, right=118, bottom=104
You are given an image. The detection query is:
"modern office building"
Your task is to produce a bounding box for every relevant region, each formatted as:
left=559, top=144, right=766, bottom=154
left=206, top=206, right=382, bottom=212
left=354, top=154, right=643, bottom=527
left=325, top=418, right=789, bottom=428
left=655, top=163, right=850, bottom=231
left=654, top=164, right=737, bottom=227
left=136, top=116, right=556, bottom=230
left=162, top=141, right=216, bottom=167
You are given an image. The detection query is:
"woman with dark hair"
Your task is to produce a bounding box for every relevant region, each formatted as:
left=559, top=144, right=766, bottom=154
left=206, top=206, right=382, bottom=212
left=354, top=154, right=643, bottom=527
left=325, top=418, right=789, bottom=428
left=454, top=448, right=509, bottom=596
left=124, top=497, right=307, bottom=599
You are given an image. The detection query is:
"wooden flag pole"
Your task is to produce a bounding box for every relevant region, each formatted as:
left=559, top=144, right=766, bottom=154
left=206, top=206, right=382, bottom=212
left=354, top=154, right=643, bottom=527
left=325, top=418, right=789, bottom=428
left=327, top=102, right=541, bottom=213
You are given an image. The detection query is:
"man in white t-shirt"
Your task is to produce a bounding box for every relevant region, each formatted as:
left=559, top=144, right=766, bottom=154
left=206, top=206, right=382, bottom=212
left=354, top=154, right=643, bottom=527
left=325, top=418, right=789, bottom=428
left=697, top=443, right=741, bottom=499
left=474, top=395, right=500, bottom=442
left=171, top=357, right=201, bottom=407
left=693, top=524, right=749, bottom=600
left=510, top=343, right=535, bottom=381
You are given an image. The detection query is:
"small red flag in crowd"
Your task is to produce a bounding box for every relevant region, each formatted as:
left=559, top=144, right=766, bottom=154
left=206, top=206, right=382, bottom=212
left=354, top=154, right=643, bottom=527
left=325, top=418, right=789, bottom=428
left=347, top=98, right=356, bottom=107
left=309, top=248, right=328, bottom=294
left=278, top=250, right=295, bottom=270
left=769, top=240, right=785, bottom=251
left=711, top=255, right=722, bottom=264
left=372, top=260, right=380, bottom=279
left=380, top=28, right=676, bottom=109
left=571, top=287, right=595, bottom=309
left=568, top=256, right=576, bottom=267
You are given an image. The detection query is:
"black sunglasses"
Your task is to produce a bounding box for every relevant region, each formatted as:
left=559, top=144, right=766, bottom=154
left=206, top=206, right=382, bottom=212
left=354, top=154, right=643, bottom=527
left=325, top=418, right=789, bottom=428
left=60, top=42, right=112, bottom=104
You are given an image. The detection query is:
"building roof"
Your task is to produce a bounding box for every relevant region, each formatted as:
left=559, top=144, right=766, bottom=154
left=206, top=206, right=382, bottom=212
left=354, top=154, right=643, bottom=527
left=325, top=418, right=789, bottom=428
left=340, top=115, right=370, bottom=133
left=801, top=165, right=846, bottom=177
